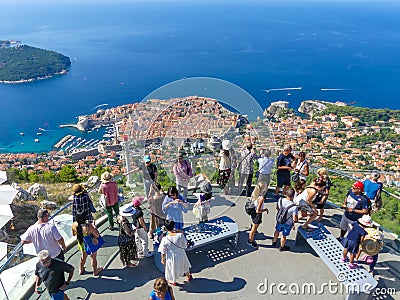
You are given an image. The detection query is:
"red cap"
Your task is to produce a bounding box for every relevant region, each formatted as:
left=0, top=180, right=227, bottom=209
left=352, top=181, right=364, bottom=192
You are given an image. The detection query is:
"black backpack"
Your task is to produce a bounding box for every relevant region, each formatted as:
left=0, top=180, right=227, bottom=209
left=245, top=199, right=256, bottom=215
left=276, top=198, right=295, bottom=224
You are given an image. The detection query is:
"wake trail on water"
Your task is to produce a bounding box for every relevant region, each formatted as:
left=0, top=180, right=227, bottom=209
left=91, top=103, right=108, bottom=110
left=263, top=87, right=302, bottom=93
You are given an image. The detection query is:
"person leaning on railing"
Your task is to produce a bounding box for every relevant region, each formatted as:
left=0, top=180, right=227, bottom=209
left=20, top=208, right=67, bottom=260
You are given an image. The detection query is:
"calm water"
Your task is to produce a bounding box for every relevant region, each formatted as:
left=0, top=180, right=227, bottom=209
left=1, top=0, right=400, bottom=153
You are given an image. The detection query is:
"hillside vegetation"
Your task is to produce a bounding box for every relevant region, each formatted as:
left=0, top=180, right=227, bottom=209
left=0, top=45, right=70, bottom=82
left=321, top=103, right=400, bottom=124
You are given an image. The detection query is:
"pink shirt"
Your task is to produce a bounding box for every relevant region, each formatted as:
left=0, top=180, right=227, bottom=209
left=173, top=160, right=193, bottom=185
left=100, top=181, right=119, bottom=206
left=20, top=222, right=63, bottom=258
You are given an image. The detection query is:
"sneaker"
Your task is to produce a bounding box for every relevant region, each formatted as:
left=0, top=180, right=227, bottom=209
left=348, top=263, right=358, bottom=269
left=144, top=252, right=154, bottom=258
left=279, top=246, right=290, bottom=252
left=341, top=257, right=349, bottom=263
left=247, top=240, right=258, bottom=248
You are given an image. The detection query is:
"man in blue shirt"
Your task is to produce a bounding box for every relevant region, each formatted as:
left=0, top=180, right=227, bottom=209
left=363, top=170, right=383, bottom=212
left=338, top=181, right=369, bottom=240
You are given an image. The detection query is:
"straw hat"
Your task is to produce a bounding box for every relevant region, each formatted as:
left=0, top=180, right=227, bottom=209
left=360, top=228, right=384, bottom=256
left=119, top=203, right=137, bottom=217
left=101, top=171, right=113, bottom=183
left=72, top=184, right=85, bottom=195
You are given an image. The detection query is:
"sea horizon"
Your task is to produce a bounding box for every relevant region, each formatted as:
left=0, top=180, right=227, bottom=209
left=1, top=0, right=400, bottom=153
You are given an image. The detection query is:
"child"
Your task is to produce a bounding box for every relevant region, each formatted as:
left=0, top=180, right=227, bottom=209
left=131, top=196, right=153, bottom=257
left=341, top=214, right=372, bottom=269
left=193, top=180, right=213, bottom=223
left=272, top=188, right=298, bottom=251
left=149, top=277, right=176, bottom=300
left=247, top=181, right=269, bottom=249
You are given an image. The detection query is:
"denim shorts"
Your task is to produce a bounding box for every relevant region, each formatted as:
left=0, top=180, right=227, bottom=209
left=50, top=290, right=64, bottom=300
left=275, top=223, right=292, bottom=237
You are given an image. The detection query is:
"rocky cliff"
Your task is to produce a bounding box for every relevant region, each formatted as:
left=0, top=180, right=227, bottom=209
left=298, top=100, right=348, bottom=117
left=263, top=101, right=289, bottom=118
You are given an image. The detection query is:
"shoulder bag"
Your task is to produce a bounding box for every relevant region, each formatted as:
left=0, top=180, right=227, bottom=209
left=83, top=233, right=105, bottom=255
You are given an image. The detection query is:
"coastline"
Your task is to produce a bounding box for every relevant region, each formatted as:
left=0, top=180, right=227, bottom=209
left=0, top=69, right=68, bottom=84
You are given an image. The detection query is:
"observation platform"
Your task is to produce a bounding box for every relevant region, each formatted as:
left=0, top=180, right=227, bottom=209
left=25, top=191, right=400, bottom=300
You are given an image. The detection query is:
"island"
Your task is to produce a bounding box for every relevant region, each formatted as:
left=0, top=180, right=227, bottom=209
left=0, top=43, right=71, bottom=83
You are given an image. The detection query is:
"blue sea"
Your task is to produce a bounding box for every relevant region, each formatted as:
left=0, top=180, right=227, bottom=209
left=1, top=0, right=400, bottom=153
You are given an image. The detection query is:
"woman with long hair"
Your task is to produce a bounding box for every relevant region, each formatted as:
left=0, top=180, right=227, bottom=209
left=247, top=181, right=269, bottom=249
left=162, top=186, right=189, bottom=230
left=148, top=182, right=166, bottom=238
left=72, top=212, right=103, bottom=276
left=293, top=151, right=310, bottom=195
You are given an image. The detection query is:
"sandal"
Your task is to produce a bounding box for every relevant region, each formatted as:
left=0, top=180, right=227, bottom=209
left=79, top=267, right=85, bottom=275
left=168, top=281, right=177, bottom=286
left=187, top=275, right=193, bottom=282
left=93, top=267, right=103, bottom=276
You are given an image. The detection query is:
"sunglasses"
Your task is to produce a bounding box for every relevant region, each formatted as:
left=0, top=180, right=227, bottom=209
left=40, top=257, right=51, bottom=264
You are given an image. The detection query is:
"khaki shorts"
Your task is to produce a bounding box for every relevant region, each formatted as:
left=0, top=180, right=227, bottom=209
left=339, top=214, right=356, bottom=231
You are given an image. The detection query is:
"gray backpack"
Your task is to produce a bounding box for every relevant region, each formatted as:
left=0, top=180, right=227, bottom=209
left=276, top=198, right=295, bottom=224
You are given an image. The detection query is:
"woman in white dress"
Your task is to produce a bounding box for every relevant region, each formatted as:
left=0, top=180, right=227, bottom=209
left=159, top=219, right=192, bottom=285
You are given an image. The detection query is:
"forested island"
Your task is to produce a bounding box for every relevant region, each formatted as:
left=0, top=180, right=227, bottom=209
left=0, top=44, right=71, bottom=83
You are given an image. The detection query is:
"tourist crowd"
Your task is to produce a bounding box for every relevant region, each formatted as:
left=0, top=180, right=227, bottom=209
left=23, top=141, right=384, bottom=300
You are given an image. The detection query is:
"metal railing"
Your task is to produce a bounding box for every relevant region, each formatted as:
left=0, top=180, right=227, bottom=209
left=0, top=180, right=109, bottom=300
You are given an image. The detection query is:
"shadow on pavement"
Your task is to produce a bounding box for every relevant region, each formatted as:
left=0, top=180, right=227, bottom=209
left=179, top=276, right=246, bottom=293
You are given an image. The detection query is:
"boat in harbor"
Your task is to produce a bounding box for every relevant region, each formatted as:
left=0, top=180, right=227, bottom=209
left=34, top=139, right=39, bottom=143
left=19, top=132, right=24, bottom=136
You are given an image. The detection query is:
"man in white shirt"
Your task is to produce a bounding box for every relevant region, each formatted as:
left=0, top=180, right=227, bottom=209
left=257, top=149, right=274, bottom=193
left=272, top=188, right=298, bottom=251
left=21, top=209, right=66, bottom=260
